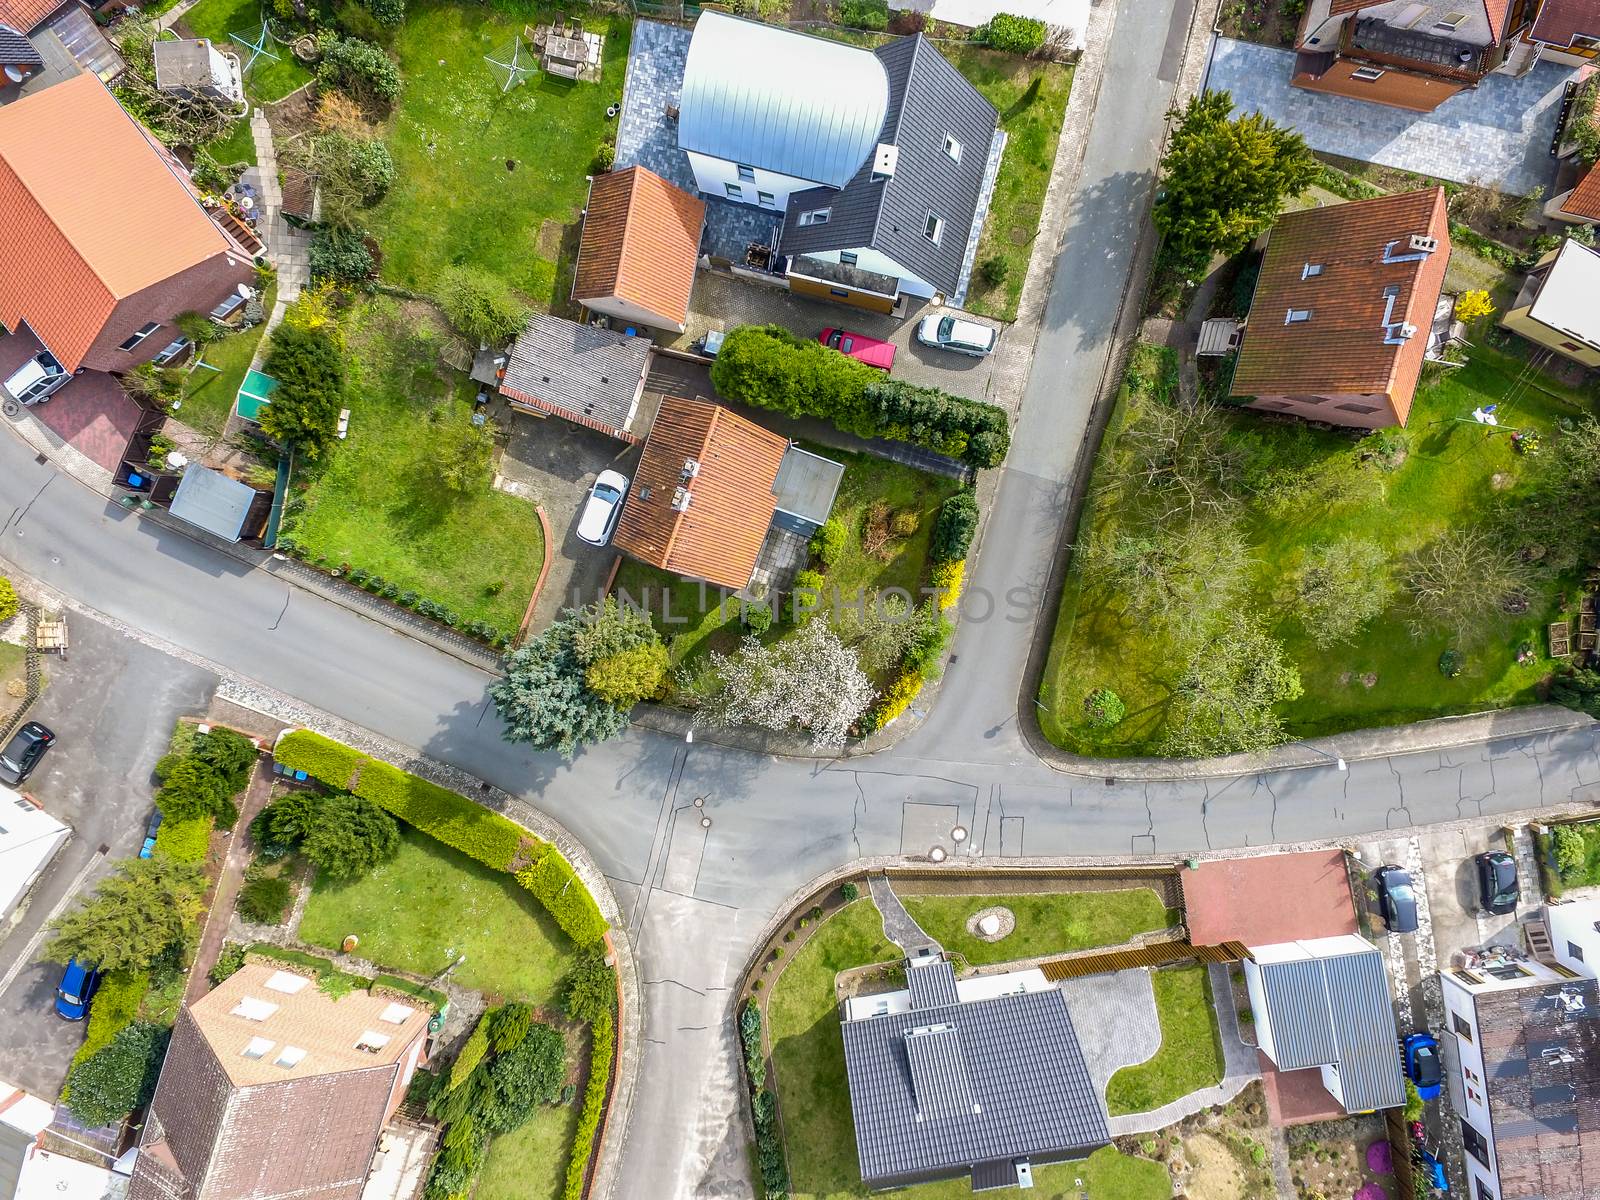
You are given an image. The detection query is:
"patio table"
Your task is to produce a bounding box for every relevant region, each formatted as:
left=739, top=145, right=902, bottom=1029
left=545, top=33, right=587, bottom=65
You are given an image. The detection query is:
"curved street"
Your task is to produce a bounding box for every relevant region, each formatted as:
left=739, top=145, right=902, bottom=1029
left=3, top=0, right=1598, bottom=1196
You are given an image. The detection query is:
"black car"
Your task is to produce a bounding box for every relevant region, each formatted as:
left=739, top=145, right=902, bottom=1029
left=1375, top=864, right=1419, bottom=933
left=0, top=721, right=53, bottom=786
left=1475, top=851, right=1520, bottom=915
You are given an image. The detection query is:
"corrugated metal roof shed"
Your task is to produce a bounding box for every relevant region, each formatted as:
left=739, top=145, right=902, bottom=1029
left=168, top=466, right=254, bottom=542
left=678, top=12, right=888, bottom=190
left=1322, top=950, right=1406, bottom=1112
left=1259, top=957, right=1342, bottom=1069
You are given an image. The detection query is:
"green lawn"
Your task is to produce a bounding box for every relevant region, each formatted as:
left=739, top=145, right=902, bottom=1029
left=948, top=49, right=1073, bottom=322
left=204, top=117, right=258, bottom=169
left=901, top=889, right=1177, bottom=967
left=767, top=899, right=1168, bottom=1200
left=363, top=1, right=629, bottom=308
left=475, top=1027, right=588, bottom=1200
left=299, top=825, right=578, bottom=1007
left=176, top=281, right=277, bottom=438
left=179, top=0, right=313, bottom=102
left=1105, top=965, right=1224, bottom=1117
left=281, top=298, right=543, bottom=633
left=1041, top=341, right=1594, bottom=755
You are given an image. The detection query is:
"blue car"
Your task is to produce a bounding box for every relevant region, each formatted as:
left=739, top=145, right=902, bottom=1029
left=1404, top=1032, right=1443, bottom=1101
left=139, top=808, right=162, bottom=859
left=55, top=959, right=101, bottom=1021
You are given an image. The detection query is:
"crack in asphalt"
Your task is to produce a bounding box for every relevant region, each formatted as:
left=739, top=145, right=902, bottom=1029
left=1385, top=756, right=1413, bottom=829
left=644, top=977, right=707, bottom=996
left=849, top=773, right=867, bottom=860
left=1199, top=778, right=1213, bottom=851
left=1260, top=775, right=1279, bottom=846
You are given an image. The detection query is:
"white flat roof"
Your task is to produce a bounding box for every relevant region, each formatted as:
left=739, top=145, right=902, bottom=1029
left=0, top=788, right=69, bottom=918
left=842, top=966, right=1053, bottom=1021
left=1251, top=933, right=1376, bottom=962
left=1530, top=239, right=1600, bottom=351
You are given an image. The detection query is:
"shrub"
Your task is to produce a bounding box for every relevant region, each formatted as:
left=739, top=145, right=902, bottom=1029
left=749, top=1088, right=789, bottom=1198
left=1552, top=824, right=1588, bottom=879
left=1083, top=687, right=1126, bottom=729
left=480, top=1022, right=566, bottom=1131
left=449, top=1016, right=492, bottom=1092
left=515, top=851, right=609, bottom=946
left=930, top=558, right=964, bottom=611
left=584, top=643, right=670, bottom=706
left=209, top=943, right=247, bottom=986
left=437, top=266, right=532, bottom=347
left=739, top=1000, right=765, bottom=1089
left=353, top=758, right=530, bottom=870
left=810, top=517, right=848, bottom=567
left=301, top=792, right=401, bottom=879
left=563, top=951, right=617, bottom=1022
left=977, top=12, right=1046, bottom=53
left=360, top=0, right=403, bottom=27
left=1455, top=289, right=1494, bottom=321
left=742, top=602, right=773, bottom=635
left=840, top=881, right=859, bottom=901
left=76, top=970, right=148, bottom=1062
left=317, top=35, right=402, bottom=105
left=978, top=256, right=1010, bottom=288
left=931, top=491, right=979, bottom=562
left=275, top=730, right=366, bottom=789
left=837, top=0, right=888, bottom=29
left=154, top=757, right=229, bottom=823
left=890, top=510, right=919, bottom=537
left=0, top=578, right=17, bottom=623
left=489, top=1001, right=534, bottom=1052
left=866, top=670, right=923, bottom=732
left=153, top=816, right=212, bottom=863
left=64, top=1023, right=169, bottom=1127
left=902, top=611, right=954, bottom=678
left=238, top=874, right=293, bottom=924
left=561, top=1009, right=614, bottom=1200
left=1439, top=648, right=1465, bottom=678
left=309, top=225, right=375, bottom=284
left=260, top=319, right=347, bottom=457
left=249, top=791, right=321, bottom=858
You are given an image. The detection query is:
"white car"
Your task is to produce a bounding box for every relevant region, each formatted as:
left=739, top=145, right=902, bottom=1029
left=915, top=314, right=997, bottom=358
left=577, top=470, right=629, bottom=547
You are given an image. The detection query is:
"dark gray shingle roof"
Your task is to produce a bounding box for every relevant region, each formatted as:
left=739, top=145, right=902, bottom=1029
left=0, top=23, right=42, bottom=66
left=842, top=987, right=1108, bottom=1186
left=779, top=34, right=997, bottom=296
left=907, top=959, right=960, bottom=1009
left=499, top=314, right=651, bottom=438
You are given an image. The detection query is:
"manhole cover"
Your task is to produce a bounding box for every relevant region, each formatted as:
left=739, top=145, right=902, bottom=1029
left=1, top=398, right=21, bottom=421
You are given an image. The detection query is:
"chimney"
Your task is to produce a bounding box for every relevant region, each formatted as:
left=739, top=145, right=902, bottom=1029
left=1408, top=234, right=1438, bottom=254
left=671, top=486, right=692, bottom=512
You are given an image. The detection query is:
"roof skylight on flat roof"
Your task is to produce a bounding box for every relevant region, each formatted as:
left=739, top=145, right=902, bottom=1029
left=242, top=1036, right=274, bottom=1060
left=231, top=997, right=278, bottom=1021
left=274, top=1046, right=307, bottom=1069
left=355, top=1030, right=391, bottom=1053
left=379, top=1002, right=416, bottom=1025
left=265, top=971, right=310, bottom=994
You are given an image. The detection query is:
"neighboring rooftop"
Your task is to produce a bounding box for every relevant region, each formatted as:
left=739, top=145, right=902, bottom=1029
left=152, top=38, right=231, bottom=92
left=611, top=394, right=789, bottom=591
left=1530, top=0, right=1600, bottom=45
left=1182, top=850, right=1358, bottom=948
left=1326, top=0, right=1513, bottom=39
left=1560, top=160, right=1600, bottom=222
left=1474, top=976, right=1600, bottom=1199
left=0, top=785, right=69, bottom=917
left=678, top=12, right=889, bottom=190
left=0, top=0, right=56, bottom=34
left=0, top=22, right=40, bottom=66
left=1232, top=187, right=1451, bottom=423
left=1527, top=238, right=1600, bottom=350
left=572, top=165, right=705, bottom=330
left=497, top=313, right=652, bottom=441
left=842, top=959, right=1109, bottom=1190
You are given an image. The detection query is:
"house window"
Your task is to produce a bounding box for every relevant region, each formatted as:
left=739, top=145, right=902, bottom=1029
left=725, top=182, right=744, bottom=200
left=1570, top=941, right=1585, bottom=961
left=924, top=212, right=944, bottom=243
left=231, top=997, right=278, bottom=1021
left=840, top=251, right=859, bottom=267
left=274, top=1046, right=307, bottom=1069
left=379, top=1003, right=415, bottom=1025
left=1285, top=308, right=1312, bottom=324
left=737, top=164, right=755, bottom=182
left=944, top=135, right=962, bottom=162
left=798, top=208, right=831, bottom=227
left=1351, top=65, right=1387, bottom=81
left=242, top=1036, right=274, bottom=1060
left=1476, top=1181, right=1495, bottom=1200
left=1460, top=1120, right=1490, bottom=1166
left=1302, top=262, right=1324, bottom=279
left=355, top=1030, right=391, bottom=1053
left=828, top=288, right=850, bottom=298
left=264, top=971, right=309, bottom=994
left=757, top=190, right=776, bottom=207
left=1434, top=11, right=1468, bottom=30
left=118, top=321, right=162, bottom=351
left=152, top=337, right=190, bottom=366
left=1452, top=1012, right=1474, bottom=1043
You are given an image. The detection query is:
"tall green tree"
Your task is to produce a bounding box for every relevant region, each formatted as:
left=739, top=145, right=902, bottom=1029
left=301, top=793, right=400, bottom=879
left=259, top=321, right=346, bottom=458
left=1154, top=90, right=1317, bottom=271
left=1162, top=614, right=1302, bottom=757
left=491, top=607, right=639, bottom=756
left=43, top=857, right=205, bottom=972
left=64, top=1023, right=170, bottom=1127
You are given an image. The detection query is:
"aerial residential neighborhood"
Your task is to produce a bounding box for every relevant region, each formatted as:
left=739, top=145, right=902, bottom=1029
left=3, top=0, right=1600, bottom=1197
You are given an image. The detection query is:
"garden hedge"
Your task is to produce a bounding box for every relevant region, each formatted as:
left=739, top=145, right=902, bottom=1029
left=516, top=853, right=609, bottom=948
left=562, top=1008, right=615, bottom=1200
left=72, top=970, right=148, bottom=1069
left=274, top=730, right=366, bottom=790
left=710, top=325, right=1011, bottom=469
left=372, top=973, right=448, bottom=1012
left=153, top=816, right=212, bottom=864
left=353, top=758, right=528, bottom=871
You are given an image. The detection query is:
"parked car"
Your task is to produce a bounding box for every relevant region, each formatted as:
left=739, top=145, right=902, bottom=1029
left=818, top=327, right=895, bottom=370
left=139, top=808, right=163, bottom=859
left=576, top=470, right=629, bottom=548
left=0, top=721, right=54, bottom=786
left=54, top=959, right=101, bottom=1021
left=1475, top=851, right=1519, bottom=915
left=915, top=314, right=997, bottom=357
left=1374, top=864, right=1419, bottom=933
left=1402, top=1031, right=1443, bottom=1101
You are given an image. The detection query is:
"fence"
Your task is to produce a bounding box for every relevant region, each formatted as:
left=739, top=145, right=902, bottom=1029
left=0, top=603, right=42, bottom=747
left=1039, top=938, right=1249, bottom=981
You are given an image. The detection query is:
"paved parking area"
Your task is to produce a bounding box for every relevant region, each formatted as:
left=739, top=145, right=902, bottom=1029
left=497, top=409, right=644, bottom=631
left=679, top=272, right=1003, bottom=407
left=0, top=613, right=215, bottom=1098
left=1207, top=38, right=1572, bottom=195
left=1416, top=824, right=1526, bottom=968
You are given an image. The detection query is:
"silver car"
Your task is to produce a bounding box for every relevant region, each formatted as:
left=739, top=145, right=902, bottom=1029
left=915, top=314, right=997, bottom=357
left=577, top=470, right=629, bottom=547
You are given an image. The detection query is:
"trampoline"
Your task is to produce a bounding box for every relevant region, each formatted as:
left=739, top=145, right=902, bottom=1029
left=236, top=369, right=278, bottom=423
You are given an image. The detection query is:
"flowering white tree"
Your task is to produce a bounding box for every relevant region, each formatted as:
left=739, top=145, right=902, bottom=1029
left=693, top=618, right=875, bottom=749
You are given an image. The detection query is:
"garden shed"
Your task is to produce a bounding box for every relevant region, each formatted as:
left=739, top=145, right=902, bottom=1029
left=168, top=465, right=257, bottom=542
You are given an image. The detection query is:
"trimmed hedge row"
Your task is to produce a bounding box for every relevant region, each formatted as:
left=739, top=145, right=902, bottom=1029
left=273, top=730, right=608, bottom=946
left=245, top=943, right=370, bottom=994
left=71, top=969, right=148, bottom=1070
left=154, top=816, right=212, bottom=864
left=372, top=973, right=448, bottom=1013
left=562, top=1008, right=615, bottom=1200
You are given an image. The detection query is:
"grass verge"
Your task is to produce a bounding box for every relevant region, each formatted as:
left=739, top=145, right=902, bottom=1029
left=900, top=888, right=1177, bottom=966
left=1105, top=965, right=1224, bottom=1116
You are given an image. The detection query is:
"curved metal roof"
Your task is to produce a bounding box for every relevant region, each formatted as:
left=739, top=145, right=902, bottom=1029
left=678, top=12, right=888, bottom=190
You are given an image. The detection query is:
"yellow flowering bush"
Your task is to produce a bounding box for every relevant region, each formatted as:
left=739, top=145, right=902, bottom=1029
left=930, top=559, right=964, bottom=612
left=866, top=670, right=924, bottom=732
left=1454, top=290, right=1494, bottom=322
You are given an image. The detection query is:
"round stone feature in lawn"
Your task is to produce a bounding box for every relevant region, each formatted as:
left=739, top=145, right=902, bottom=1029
left=967, top=906, right=1015, bottom=942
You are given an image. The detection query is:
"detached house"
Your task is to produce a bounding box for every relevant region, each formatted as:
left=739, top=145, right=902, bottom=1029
left=0, top=72, right=256, bottom=403
left=1231, top=187, right=1451, bottom=430
left=675, top=12, right=1001, bottom=311
left=1523, top=0, right=1600, bottom=62
left=572, top=165, right=705, bottom=333
left=1501, top=237, right=1600, bottom=368
left=1292, top=0, right=1538, bottom=112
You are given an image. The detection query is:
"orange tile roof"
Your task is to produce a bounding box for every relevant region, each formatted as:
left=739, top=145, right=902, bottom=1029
left=0, top=0, right=59, bottom=33
left=0, top=73, right=236, bottom=371
left=613, top=395, right=789, bottom=590
left=1233, top=187, right=1451, bottom=424
left=1564, top=161, right=1600, bottom=222
left=572, top=166, right=706, bottom=329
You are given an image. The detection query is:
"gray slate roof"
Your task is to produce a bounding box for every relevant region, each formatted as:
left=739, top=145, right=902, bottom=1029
left=907, top=958, right=961, bottom=1009
left=780, top=34, right=998, bottom=296
left=842, top=985, right=1109, bottom=1186
left=499, top=314, right=651, bottom=437
left=153, top=38, right=225, bottom=91
left=0, top=23, right=42, bottom=67
left=1258, top=947, right=1405, bottom=1113
left=169, top=466, right=254, bottom=542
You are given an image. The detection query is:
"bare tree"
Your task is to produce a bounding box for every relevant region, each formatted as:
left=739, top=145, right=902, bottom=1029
left=1078, top=515, right=1251, bottom=643
left=1404, top=528, right=1532, bottom=641
left=1290, top=538, right=1394, bottom=649
left=1100, top=397, right=1245, bottom=526
left=1161, top=612, right=1302, bottom=758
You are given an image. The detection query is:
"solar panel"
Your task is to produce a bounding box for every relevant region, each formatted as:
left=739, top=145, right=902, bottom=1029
left=904, top=1024, right=975, bottom=1120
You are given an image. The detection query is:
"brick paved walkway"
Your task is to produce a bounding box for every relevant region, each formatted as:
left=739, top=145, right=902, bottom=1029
left=184, top=756, right=277, bottom=1006
left=246, top=110, right=310, bottom=301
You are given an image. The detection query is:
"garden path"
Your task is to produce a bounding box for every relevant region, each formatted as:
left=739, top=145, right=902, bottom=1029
left=246, top=110, right=310, bottom=302
left=867, top=874, right=940, bottom=957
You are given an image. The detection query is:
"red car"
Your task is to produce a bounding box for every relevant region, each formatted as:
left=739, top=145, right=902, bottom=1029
left=819, top=328, right=895, bottom=370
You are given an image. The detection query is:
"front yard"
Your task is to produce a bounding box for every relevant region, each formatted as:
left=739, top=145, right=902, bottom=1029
left=900, top=887, right=1178, bottom=966
left=1041, top=341, right=1595, bottom=756
left=363, top=1, right=630, bottom=308
left=278, top=298, right=543, bottom=634
left=765, top=897, right=1170, bottom=1200
left=1104, top=965, right=1224, bottom=1116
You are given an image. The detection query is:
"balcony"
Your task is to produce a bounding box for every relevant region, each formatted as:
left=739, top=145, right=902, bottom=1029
left=1349, top=17, right=1492, bottom=79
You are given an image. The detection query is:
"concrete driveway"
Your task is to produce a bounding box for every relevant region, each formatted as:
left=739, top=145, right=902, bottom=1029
left=0, top=613, right=215, bottom=1098
left=497, top=410, right=644, bottom=631
left=1416, top=824, right=1524, bottom=968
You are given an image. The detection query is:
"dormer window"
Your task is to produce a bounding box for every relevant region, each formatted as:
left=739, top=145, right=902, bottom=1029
left=1285, top=308, right=1312, bottom=324
left=736, top=164, right=755, bottom=182
left=724, top=182, right=743, bottom=200
left=944, top=135, right=962, bottom=162
left=924, top=212, right=944, bottom=244
left=1302, top=262, right=1324, bottom=279
left=798, top=208, right=830, bottom=227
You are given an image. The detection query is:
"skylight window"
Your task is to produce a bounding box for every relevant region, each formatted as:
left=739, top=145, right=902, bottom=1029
left=944, top=135, right=962, bottom=162
left=798, top=208, right=831, bottom=227
left=265, top=971, right=310, bottom=994
left=274, top=1046, right=307, bottom=1069
left=924, top=212, right=944, bottom=244
left=1302, top=262, right=1324, bottom=279
left=242, top=1037, right=274, bottom=1060
left=355, top=1030, right=391, bottom=1053
left=379, top=1003, right=416, bottom=1025
left=231, top=997, right=278, bottom=1021
left=1285, top=308, right=1312, bottom=324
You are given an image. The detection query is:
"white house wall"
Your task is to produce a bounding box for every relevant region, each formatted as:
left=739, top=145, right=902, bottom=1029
left=1318, top=1062, right=1348, bottom=1108
left=1544, top=902, right=1600, bottom=977
left=1440, top=974, right=1502, bottom=1200
left=800, top=246, right=938, bottom=300
left=1242, top=958, right=1279, bottom=1064
left=685, top=151, right=823, bottom=215
left=582, top=294, right=685, bottom=334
